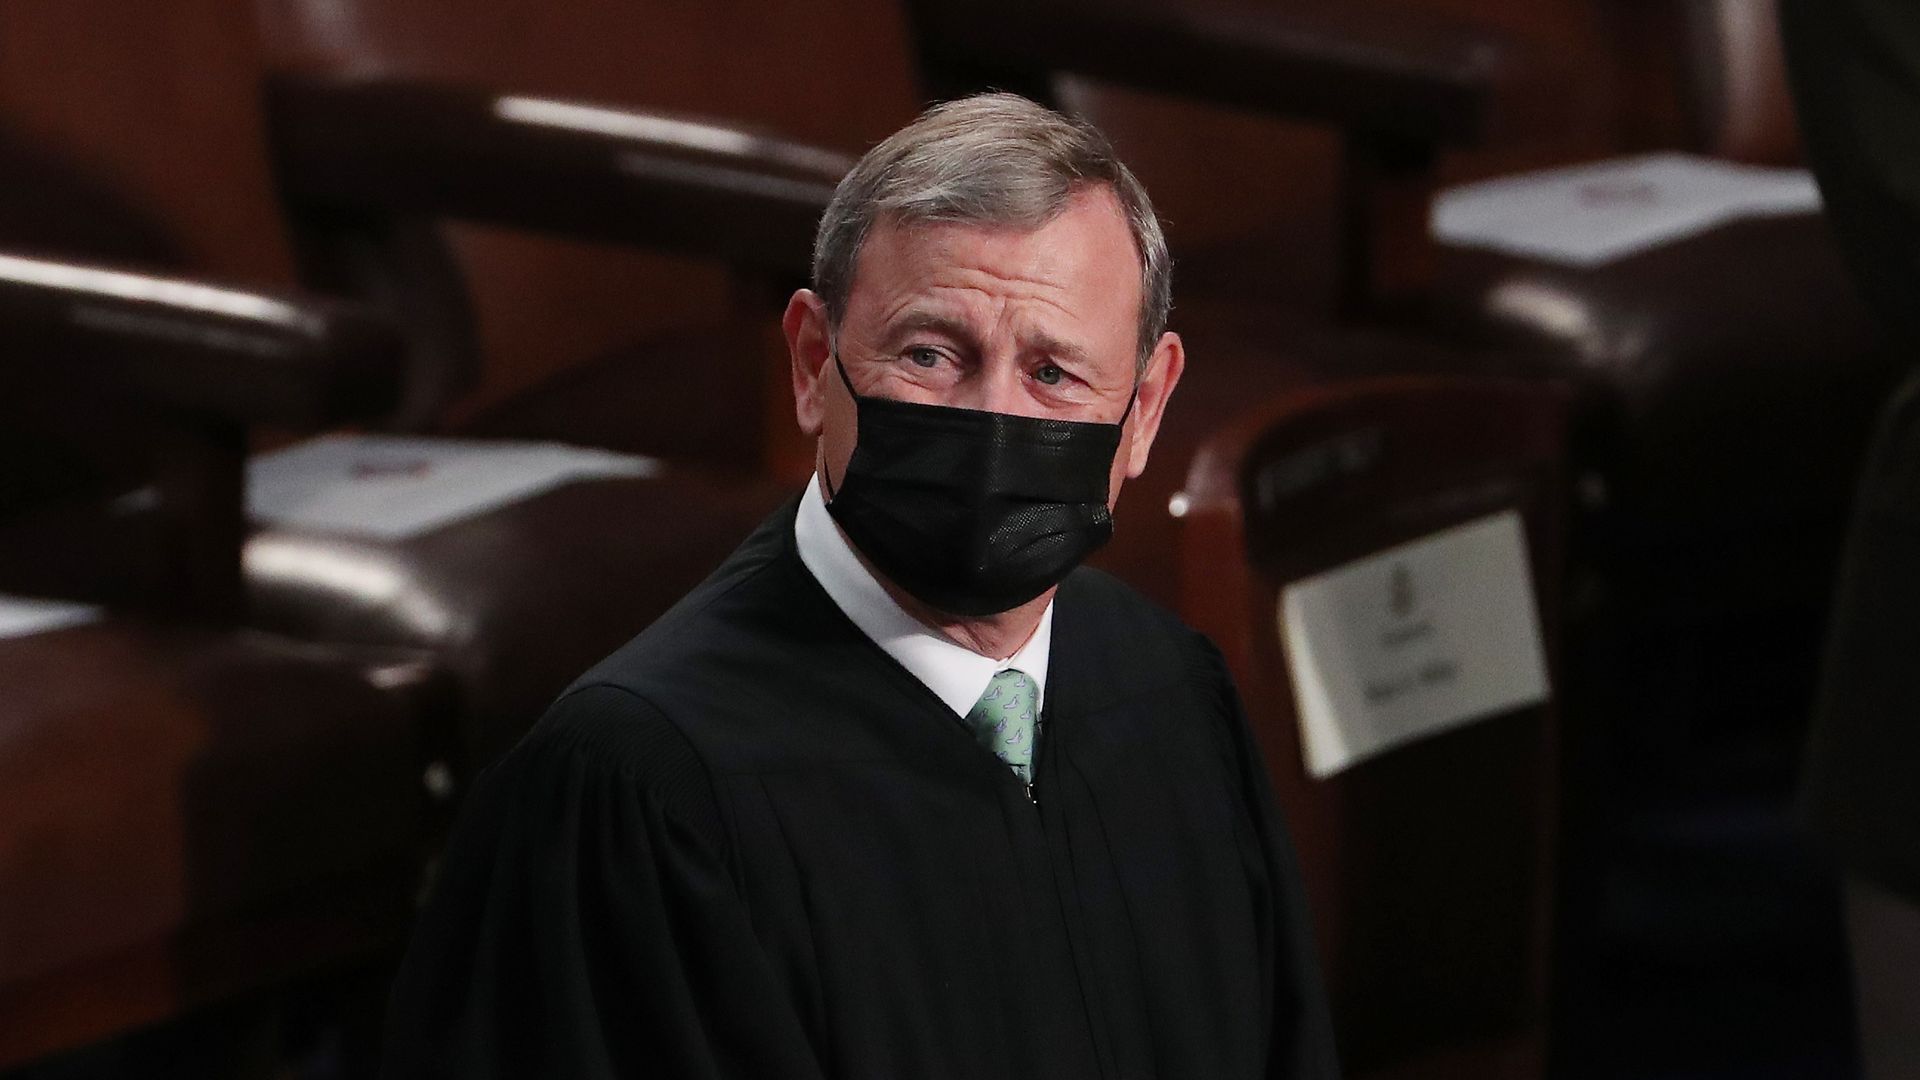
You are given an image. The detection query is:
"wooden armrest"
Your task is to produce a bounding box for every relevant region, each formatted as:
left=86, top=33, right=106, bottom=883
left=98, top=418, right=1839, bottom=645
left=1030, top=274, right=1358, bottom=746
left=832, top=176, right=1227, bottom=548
left=265, top=73, right=854, bottom=276
left=910, top=0, right=1553, bottom=148
left=0, top=250, right=402, bottom=428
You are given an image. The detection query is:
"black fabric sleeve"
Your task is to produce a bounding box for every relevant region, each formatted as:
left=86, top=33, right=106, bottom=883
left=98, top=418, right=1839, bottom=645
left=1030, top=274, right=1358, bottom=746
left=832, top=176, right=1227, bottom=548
left=1184, top=631, right=1341, bottom=1080
left=1780, top=0, right=1920, bottom=901
left=1780, top=0, right=1920, bottom=345
left=1799, top=382, right=1920, bottom=901
left=381, top=684, right=825, bottom=1080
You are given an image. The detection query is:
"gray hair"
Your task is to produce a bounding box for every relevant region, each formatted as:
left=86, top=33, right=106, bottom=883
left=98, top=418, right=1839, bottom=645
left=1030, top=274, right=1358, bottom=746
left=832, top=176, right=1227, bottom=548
left=812, top=93, right=1172, bottom=372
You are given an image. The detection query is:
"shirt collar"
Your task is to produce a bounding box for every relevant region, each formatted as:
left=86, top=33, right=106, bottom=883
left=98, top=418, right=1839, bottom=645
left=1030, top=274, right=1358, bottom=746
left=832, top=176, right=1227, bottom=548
left=793, top=474, right=1052, bottom=718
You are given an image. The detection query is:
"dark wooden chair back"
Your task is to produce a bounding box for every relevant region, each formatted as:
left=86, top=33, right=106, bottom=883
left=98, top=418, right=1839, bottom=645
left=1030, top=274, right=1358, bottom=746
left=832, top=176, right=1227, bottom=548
left=1178, top=378, right=1569, bottom=1078
left=254, top=0, right=920, bottom=472
left=0, top=623, right=448, bottom=1072
left=1682, top=0, right=1798, bottom=165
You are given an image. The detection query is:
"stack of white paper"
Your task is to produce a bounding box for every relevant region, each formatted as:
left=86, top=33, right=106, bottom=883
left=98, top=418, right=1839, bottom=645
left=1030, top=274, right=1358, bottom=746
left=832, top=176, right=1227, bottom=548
left=1432, top=152, right=1822, bottom=267
left=248, top=434, right=660, bottom=541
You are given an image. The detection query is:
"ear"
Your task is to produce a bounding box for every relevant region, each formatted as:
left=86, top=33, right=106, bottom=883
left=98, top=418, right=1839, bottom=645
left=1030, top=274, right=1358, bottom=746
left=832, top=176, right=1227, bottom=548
left=785, top=289, right=834, bottom=438
left=1122, top=331, right=1185, bottom=479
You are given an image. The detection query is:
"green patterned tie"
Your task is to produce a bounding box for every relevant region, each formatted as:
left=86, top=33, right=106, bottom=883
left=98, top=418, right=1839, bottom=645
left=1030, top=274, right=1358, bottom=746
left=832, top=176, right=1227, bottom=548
left=965, top=668, right=1039, bottom=785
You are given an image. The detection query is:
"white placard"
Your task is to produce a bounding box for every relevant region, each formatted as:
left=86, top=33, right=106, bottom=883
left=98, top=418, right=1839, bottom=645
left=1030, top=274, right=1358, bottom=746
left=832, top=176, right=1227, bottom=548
left=1432, top=152, right=1821, bottom=267
left=0, top=594, right=104, bottom=640
left=1279, top=510, right=1550, bottom=779
left=248, top=434, right=659, bottom=541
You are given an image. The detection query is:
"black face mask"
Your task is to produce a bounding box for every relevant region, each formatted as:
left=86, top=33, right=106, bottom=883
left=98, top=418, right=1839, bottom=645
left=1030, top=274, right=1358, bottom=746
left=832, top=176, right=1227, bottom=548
left=823, top=354, right=1133, bottom=617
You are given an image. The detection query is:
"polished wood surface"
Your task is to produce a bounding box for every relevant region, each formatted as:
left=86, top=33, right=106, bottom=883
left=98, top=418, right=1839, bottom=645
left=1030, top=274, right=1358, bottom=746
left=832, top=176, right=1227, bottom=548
left=0, top=248, right=403, bottom=429
left=0, top=622, right=446, bottom=1071
left=0, top=244, right=406, bottom=618
left=268, top=73, right=848, bottom=279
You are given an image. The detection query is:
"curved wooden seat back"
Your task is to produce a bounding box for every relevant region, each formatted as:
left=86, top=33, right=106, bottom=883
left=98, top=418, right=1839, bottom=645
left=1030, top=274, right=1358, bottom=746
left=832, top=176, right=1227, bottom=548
left=1682, top=0, right=1797, bottom=166
left=0, top=624, right=446, bottom=1072
left=1178, top=378, right=1569, bottom=1078
left=256, top=0, right=922, bottom=472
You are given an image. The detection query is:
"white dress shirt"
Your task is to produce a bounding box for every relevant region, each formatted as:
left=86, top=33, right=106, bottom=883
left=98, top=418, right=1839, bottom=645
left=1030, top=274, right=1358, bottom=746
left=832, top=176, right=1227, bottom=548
left=793, top=474, right=1052, bottom=718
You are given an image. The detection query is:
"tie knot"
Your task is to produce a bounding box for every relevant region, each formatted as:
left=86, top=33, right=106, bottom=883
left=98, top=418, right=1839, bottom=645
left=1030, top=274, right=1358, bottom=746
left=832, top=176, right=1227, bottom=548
left=966, top=668, right=1039, bottom=783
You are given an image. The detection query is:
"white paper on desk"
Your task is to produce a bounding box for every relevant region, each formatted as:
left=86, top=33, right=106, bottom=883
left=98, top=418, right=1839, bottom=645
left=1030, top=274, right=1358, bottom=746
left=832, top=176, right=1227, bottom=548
left=1279, top=510, right=1550, bottom=779
left=0, top=594, right=104, bottom=640
left=1432, top=152, right=1822, bottom=267
left=248, top=434, right=660, bottom=541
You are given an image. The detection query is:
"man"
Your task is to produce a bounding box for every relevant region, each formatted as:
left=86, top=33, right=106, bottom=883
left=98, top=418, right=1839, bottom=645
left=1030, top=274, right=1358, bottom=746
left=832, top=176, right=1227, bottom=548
left=382, top=93, right=1336, bottom=1079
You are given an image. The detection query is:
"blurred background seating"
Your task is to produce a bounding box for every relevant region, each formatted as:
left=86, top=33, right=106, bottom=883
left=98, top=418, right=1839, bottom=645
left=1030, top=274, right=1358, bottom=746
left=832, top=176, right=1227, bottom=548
left=0, top=238, right=453, bottom=1075
left=1178, top=377, right=1568, bottom=1079
left=0, top=0, right=1885, bottom=1075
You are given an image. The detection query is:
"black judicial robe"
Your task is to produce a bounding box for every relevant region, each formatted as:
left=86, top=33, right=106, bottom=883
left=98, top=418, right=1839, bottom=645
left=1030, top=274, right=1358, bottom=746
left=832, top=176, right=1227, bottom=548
left=1781, top=0, right=1920, bottom=902
left=383, top=500, right=1338, bottom=1080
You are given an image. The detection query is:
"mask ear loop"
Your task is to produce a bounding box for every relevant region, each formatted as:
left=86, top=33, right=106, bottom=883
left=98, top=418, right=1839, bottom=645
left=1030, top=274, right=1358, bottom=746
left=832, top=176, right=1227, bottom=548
left=822, top=347, right=857, bottom=503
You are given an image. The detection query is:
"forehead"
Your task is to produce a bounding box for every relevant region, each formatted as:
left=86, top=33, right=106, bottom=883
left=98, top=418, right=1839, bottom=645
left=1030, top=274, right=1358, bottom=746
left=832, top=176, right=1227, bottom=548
left=845, top=186, right=1143, bottom=349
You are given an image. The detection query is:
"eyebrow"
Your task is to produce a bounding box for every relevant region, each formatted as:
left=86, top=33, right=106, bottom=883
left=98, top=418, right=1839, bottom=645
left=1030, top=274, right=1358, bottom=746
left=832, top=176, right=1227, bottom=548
left=885, top=310, right=1094, bottom=368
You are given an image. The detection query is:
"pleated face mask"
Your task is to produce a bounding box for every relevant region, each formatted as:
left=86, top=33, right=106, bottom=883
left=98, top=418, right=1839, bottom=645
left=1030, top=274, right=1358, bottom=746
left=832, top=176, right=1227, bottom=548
left=823, top=354, right=1133, bottom=616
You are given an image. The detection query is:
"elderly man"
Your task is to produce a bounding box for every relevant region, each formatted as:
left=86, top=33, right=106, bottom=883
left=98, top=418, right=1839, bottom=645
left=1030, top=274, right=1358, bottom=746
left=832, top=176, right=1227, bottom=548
left=383, top=93, right=1336, bottom=1079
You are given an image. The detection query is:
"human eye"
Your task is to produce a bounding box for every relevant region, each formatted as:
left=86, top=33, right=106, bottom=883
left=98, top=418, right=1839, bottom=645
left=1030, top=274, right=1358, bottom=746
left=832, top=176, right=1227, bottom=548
left=904, top=345, right=946, bottom=369
left=1030, top=359, right=1093, bottom=395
